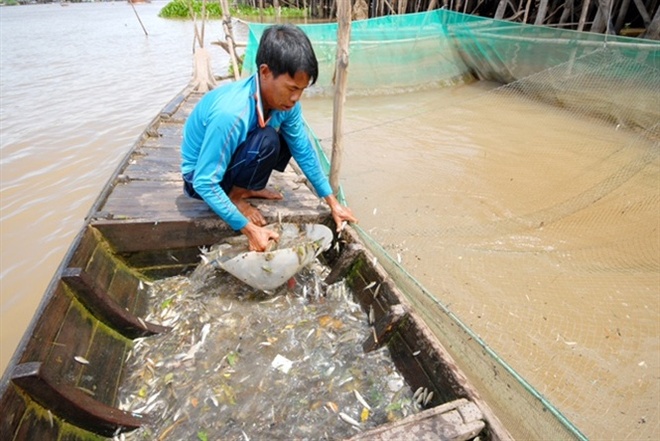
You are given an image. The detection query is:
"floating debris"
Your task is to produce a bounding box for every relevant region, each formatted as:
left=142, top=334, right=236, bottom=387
left=271, top=354, right=293, bottom=374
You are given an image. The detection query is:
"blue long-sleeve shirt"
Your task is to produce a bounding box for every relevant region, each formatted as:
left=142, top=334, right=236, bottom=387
left=181, top=74, right=333, bottom=230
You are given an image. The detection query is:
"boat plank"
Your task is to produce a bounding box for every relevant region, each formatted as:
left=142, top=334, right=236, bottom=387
left=108, top=264, right=146, bottom=315
left=92, top=220, right=230, bottom=254
left=76, top=330, right=128, bottom=407
left=11, top=405, right=59, bottom=441
left=348, top=398, right=485, bottom=441
left=85, top=246, right=119, bottom=304
left=97, top=173, right=327, bottom=225
left=143, top=123, right=184, bottom=146
left=0, top=380, right=29, bottom=439
left=18, top=286, right=72, bottom=365
left=83, top=241, right=142, bottom=312
left=122, top=147, right=181, bottom=181
left=67, top=227, right=101, bottom=270
left=43, top=295, right=95, bottom=382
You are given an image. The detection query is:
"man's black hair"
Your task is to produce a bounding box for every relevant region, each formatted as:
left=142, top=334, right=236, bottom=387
left=256, top=24, right=319, bottom=86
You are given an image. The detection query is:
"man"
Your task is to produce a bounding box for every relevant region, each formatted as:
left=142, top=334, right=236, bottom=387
left=181, top=24, right=357, bottom=252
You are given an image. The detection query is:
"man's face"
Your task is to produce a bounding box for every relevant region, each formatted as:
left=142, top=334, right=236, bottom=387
left=259, top=64, right=310, bottom=112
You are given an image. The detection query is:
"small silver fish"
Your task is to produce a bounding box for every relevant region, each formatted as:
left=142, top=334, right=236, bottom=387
left=74, top=356, right=89, bottom=365
left=412, top=386, right=424, bottom=402
left=339, top=411, right=361, bottom=428
left=423, top=390, right=434, bottom=407
left=353, top=389, right=372, bottom=411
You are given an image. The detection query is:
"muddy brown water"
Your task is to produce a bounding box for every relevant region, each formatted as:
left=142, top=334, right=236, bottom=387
left=1, top=3, right=657, bottom=440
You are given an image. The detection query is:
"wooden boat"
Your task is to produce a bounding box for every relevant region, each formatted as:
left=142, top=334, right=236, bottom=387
left=0, top=82, right=512, bottom=440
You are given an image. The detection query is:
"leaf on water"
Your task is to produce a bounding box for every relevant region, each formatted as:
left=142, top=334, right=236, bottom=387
left=227, top=351, right=239, bottom=366
left=360, top=407, right=370, bottom=422
left=197, top=431, right=208, bottom=441
left=318, top=315, right=344, bottom=330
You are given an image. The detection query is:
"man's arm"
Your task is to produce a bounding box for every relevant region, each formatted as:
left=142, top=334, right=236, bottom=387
left=324, top=194, right=359, bottom=232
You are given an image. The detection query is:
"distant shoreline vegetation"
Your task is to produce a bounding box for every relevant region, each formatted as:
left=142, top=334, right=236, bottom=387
left=159, top=0, right=307, bottom=20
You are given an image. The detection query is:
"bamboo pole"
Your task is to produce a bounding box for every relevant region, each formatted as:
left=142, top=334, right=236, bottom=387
left=189, top=1, right=217, bottom=92
left=535, top=0, right=550, bottom=24
left=129, top=1, right=148, bottom=36
left=578, top=0, right=592, bottom=31
left=220, top=0, right=241, bottom=80
left=329, top=0, right=352, bottom=196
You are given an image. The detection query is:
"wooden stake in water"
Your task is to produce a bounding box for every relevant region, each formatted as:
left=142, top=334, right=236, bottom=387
left=129, top=2, right=149, bottom=37
left=220, top=0, right=241, bottom=80
left=330, top=0, right=352, bottom=195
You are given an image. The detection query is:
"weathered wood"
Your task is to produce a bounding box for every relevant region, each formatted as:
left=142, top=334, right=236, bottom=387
left=494, top=0, right=508, bottom=19
left=189, top=1, right=217, bottom=93
left=76, top=329, right=128, bottom=407
left=330, top=0, right=351, bottom=194
left=646, top=4, right=660, bottom=39
left=0, top=378, right=28, bottom=439
left=220, top=0, right=241, bottom=81
left=11, top=405, right=60, bottom=441
left=17, top=285, right=72, bottom=366
left=11, top=362, right=147, bottom=437
left=93, top=219, right=230, bottom=254
left=324, top=242, right=364, bottom=284
left=67, top=227, right=101, bottom=270
left=96, top=171, right=327, bottom=225
left=577, top=0, right=592, bottom=31
left=121, top=148, right=182, bottom=181
left=159, top=89, right=189, bottom=120
left=347, top=398, right=485, bottom=441
left=43, top=295, right=95, bottom=382
left=363, top=304, right=409, bottom=352
left=61, top=268, right=169, bottom=339
left=107, top=265, right=144, bottom=315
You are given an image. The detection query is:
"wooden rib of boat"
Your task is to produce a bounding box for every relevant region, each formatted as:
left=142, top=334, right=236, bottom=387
left=0, top=82, right=512, bottom=441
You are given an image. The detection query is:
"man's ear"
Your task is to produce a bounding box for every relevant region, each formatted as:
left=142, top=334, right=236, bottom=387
left=258, top=64, right=272, bottom=77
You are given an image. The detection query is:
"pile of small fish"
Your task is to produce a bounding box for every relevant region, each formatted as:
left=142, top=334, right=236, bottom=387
left=116, top=256, right=426, bottom=441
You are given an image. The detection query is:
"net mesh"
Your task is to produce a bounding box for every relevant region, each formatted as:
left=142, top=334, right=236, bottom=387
left=243, top=10, right=659, bottom=441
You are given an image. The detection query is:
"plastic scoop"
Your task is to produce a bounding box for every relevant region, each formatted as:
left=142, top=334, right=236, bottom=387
left=201, top=223, right=333, bottom=292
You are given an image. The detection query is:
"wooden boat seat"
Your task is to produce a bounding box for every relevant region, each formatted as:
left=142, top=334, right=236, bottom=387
left=61, top=267, right=169, bottom=339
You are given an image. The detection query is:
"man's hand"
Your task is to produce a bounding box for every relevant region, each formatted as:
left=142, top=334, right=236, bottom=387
left=324, top=194, right=358, bottom=232
left=241, top=222, right=280, bottom=252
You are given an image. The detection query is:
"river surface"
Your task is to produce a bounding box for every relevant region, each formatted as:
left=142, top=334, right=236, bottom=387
left=1, top=3, right=658, bottom=441
left=1, top=1, right=203, bottom=367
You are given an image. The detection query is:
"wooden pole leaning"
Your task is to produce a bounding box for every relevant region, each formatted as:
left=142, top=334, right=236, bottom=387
left=129, top=1, right=149, bottom=36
